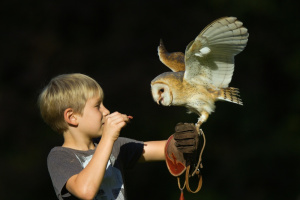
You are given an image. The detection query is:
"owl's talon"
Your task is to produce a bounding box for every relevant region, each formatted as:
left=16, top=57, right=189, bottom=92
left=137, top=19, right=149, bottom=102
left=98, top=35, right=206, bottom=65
left=195, top=122, right=202, bottom=134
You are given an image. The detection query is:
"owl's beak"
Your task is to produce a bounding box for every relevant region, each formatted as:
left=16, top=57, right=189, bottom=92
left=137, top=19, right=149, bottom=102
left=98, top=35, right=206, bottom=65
left=157, top=96, right=162, bottom=105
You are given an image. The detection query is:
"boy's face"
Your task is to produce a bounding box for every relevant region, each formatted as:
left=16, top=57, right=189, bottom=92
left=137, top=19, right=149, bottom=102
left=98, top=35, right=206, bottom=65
left=76, top=95, right=110, bottom=138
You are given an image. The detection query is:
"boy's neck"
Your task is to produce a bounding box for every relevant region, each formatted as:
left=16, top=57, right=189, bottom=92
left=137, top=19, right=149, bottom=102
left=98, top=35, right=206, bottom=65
left=62, top=130, right=95, bottom=151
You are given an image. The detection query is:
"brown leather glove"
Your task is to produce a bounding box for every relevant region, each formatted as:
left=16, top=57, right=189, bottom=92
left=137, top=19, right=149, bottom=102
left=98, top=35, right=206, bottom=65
left=174, top=123, right=199, bottom=154
left=166, top=123, right=204, bottom=194
left=165, top=123, right=200, bottom=177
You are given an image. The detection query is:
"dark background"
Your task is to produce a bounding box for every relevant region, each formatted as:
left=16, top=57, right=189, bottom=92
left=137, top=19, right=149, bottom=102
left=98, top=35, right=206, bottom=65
left=1, top=0, right=299, bottom=199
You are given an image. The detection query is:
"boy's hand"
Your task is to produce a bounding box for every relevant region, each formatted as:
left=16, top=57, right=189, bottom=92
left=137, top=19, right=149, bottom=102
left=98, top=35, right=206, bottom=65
left=102, top=112, right=132, bottom=142
left=173, top=123, right=199, bottom=154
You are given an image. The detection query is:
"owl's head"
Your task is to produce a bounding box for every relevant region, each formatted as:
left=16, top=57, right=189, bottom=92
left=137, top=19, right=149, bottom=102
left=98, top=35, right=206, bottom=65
left=150, top=71, right=184, bottom=106
left=151, top=82, right=173, bottom=106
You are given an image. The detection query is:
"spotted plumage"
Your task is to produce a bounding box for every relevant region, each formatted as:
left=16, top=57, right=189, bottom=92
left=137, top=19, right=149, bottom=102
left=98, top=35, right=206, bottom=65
left=151, top=17, right=249, bottom=127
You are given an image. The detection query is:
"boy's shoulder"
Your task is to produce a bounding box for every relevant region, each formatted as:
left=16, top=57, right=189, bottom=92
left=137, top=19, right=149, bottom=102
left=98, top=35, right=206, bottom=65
left=48, top=146, right=85, bottom=155
left=47, top=146, right=76, bottom=164
left=47, top=146, right=96, bottom=164
left=48, top=146, right=69, bottom=157
left=47, top=137, right=143, bottom=162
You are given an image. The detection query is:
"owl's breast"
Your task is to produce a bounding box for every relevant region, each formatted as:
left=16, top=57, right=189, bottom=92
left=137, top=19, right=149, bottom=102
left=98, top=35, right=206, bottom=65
left=173, top=80, right=216, bottom=111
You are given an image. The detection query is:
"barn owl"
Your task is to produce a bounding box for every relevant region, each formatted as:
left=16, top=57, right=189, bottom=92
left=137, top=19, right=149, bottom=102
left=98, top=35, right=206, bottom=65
left=151, top=17, right=249, bottom=128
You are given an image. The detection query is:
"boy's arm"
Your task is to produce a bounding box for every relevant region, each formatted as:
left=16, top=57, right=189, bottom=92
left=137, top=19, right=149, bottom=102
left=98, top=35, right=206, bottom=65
left=139, top=140, right=167, bottom=162
left=66, top=136, right=114, bottom=199
left=139, top=123, right=199, bottom=162
left=65, top=112, right=130, bottom=199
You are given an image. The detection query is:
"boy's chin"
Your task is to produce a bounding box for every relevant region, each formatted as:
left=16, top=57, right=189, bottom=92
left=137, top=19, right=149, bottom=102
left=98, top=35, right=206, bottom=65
left=89, top=131, right=103, bottom=139
left=98, top=130, right=103, bottom=137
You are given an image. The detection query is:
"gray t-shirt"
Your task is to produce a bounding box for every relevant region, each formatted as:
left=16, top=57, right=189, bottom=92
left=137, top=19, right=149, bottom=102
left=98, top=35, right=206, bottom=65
left=47, top=137, right=144, bottom=200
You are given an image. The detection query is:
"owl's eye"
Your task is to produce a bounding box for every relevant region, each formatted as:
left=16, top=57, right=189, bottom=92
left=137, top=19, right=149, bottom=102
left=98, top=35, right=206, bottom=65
left=159, top=88, right=164, bottom=93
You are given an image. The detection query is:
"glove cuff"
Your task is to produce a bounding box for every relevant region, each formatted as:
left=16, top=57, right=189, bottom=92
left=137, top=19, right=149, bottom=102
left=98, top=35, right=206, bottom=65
left=165, top=134, right=186, bottom=177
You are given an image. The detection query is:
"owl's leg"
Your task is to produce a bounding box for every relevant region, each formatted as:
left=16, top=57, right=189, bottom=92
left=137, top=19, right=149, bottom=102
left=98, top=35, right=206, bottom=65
left=196, top=111, right=209, bottom=131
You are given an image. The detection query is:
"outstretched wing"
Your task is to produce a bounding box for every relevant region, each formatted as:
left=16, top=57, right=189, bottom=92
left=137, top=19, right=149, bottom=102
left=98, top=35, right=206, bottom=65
left=158, top=40, right=185, bottom=72
left=184, top=17, right=249, bottom=88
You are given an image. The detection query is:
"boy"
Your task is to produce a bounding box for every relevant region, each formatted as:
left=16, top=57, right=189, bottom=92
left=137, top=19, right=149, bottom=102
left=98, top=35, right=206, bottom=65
left=38, top=73, right=198, bottom=200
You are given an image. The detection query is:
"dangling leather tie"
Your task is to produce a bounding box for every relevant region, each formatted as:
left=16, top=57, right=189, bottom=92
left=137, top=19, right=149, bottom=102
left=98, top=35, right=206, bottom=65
left=185, top=165, right=203, bottom=193
left=177, top=176, right=186, bottom=200
left=179, top=189, right=185, bottom=200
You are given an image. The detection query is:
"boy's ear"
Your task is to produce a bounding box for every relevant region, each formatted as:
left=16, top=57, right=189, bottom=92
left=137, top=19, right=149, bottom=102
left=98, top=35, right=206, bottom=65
left=64, top=108, right=79, bottom=126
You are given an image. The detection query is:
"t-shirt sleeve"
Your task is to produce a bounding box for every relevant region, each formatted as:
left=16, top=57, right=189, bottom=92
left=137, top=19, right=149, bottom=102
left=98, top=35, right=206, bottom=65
left=47, top=148, right=82, bottom=199
left=115, top=137, right=144, bottom=169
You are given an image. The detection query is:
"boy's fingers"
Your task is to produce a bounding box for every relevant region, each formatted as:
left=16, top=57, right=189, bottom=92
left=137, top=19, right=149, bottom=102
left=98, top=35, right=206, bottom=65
left=106, top=112, right=120, bottom=118
left=106, top=112, right=125, bottom=118
left=106, top=113, right=130, bottom=125
left=106, top=112, right=132, bottom=122
left=111, top=117, right=127, bottom=125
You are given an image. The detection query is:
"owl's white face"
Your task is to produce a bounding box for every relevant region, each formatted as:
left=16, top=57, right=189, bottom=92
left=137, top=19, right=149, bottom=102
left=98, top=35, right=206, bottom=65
left=151, top=83, right=173, bottom=106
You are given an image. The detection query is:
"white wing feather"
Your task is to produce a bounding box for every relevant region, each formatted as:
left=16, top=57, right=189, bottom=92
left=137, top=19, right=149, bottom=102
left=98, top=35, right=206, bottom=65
left=184, top=17, right=249, bottom=88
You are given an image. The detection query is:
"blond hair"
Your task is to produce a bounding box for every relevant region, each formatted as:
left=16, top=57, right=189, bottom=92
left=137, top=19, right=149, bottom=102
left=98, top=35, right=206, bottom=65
left=38, top=73, right=103, bottom=133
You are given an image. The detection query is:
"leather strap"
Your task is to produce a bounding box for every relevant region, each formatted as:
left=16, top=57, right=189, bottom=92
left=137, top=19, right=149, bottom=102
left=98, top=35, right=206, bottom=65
left=185, top=128, right=206, bottom=193
left=177, top=176, right=186, bottom=191
left=168, top=127, right=207, bottom=194
left=185, top=165, right=203, bottom=193
left=191, top=128, right=206, bottom=176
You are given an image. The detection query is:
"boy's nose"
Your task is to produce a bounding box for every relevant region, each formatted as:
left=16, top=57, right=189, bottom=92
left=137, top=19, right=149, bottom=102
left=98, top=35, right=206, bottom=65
left=104, top=110, right=110, bottom=116
left=101, top=105, right=110, bottom=116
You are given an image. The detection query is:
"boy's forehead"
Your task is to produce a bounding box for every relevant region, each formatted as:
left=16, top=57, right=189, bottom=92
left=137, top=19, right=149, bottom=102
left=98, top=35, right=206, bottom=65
left=96, top=97, right=103, bottom=103
left=89, top=95, right=102, bottom=103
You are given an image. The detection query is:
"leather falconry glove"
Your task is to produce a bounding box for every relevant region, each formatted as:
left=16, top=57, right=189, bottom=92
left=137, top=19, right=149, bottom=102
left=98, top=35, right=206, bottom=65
left=165, top=123, right=200, bottom=177
left=165, top=123, right=203, bottom=199
left=174, top=123, right=199, bottom=154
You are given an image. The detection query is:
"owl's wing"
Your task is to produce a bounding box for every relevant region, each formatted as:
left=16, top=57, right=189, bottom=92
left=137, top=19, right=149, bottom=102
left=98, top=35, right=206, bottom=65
left=158, top=40, right=185, bottom=72
left=184, top=17, right=249, bottom=88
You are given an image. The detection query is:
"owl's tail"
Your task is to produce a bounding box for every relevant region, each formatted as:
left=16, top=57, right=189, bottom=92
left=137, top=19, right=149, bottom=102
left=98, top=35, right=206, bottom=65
left=217, top=87, right=243, bottom=105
